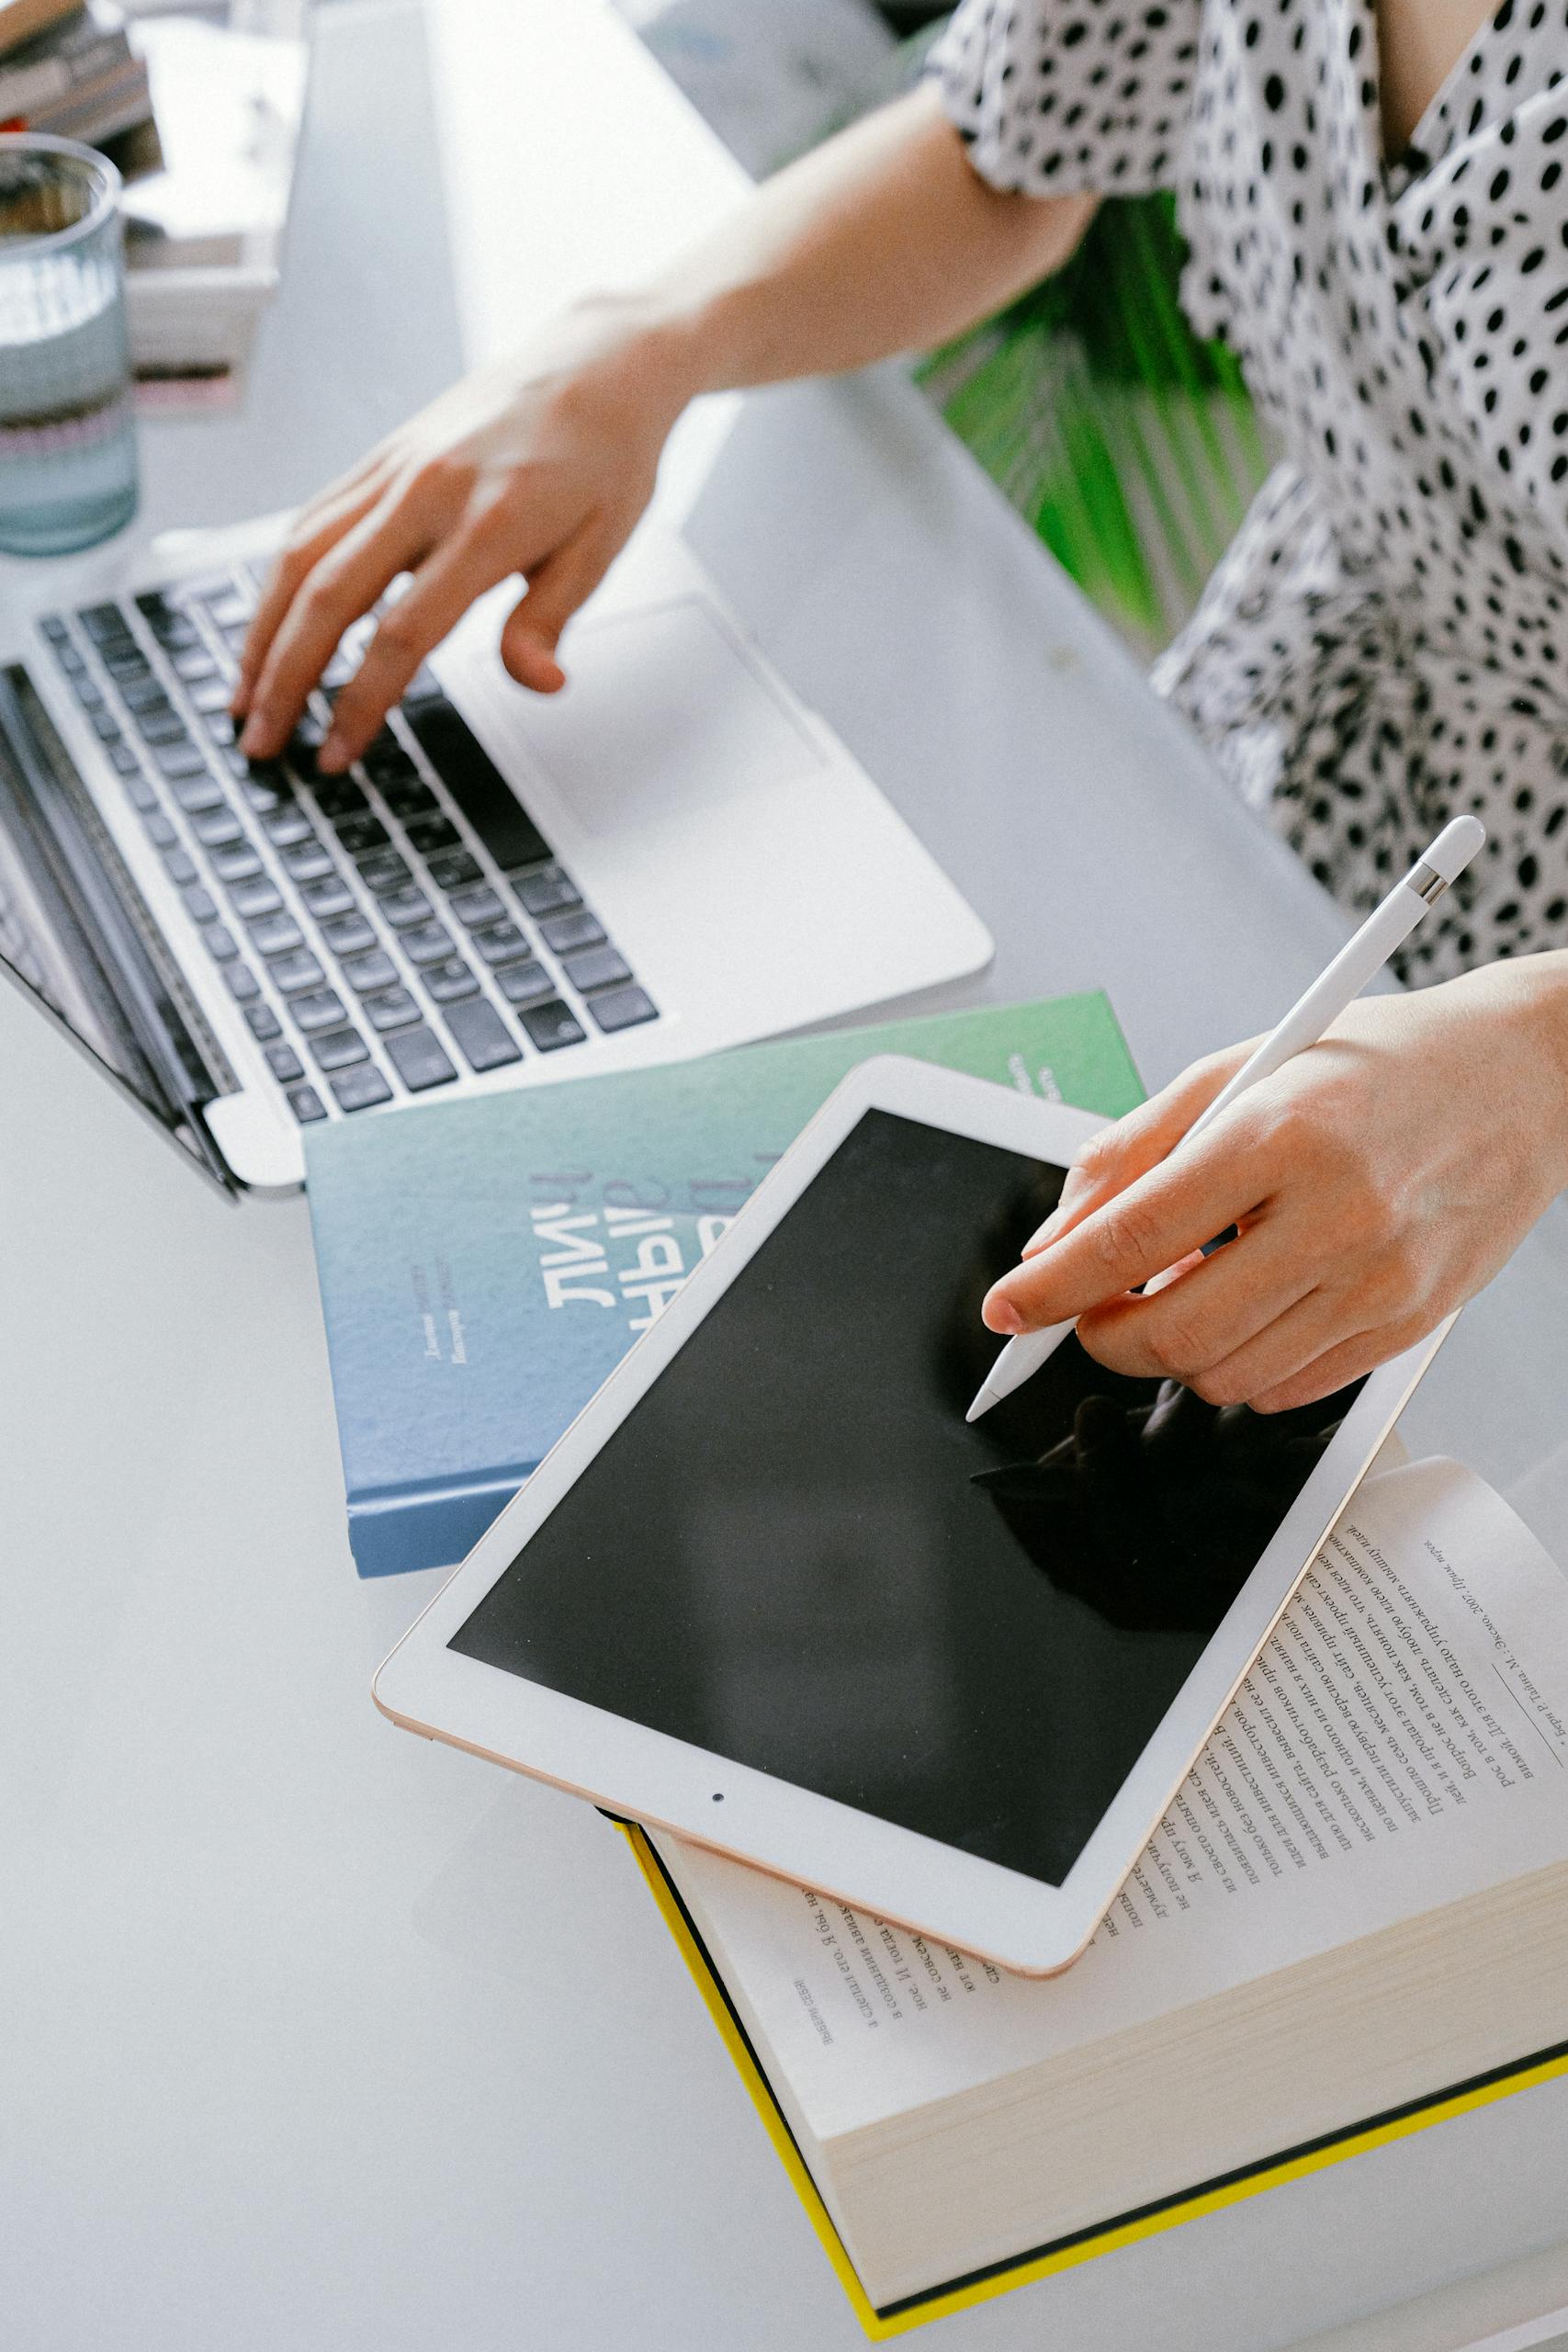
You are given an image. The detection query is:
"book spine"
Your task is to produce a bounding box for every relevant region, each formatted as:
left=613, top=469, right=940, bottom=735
left=345, top=1460, right=539, bottom=1579
left=0, top=31, right=130, bottom=117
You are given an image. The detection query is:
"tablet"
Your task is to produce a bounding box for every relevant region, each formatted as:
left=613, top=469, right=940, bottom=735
left=374, top=1055, right=1447, bottom=1974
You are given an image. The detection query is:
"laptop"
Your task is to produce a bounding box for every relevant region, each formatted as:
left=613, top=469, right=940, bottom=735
left=0, top=516, right=992, bottom=1192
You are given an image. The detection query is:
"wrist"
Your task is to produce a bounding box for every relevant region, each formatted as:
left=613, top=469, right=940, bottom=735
left=555, top=288, right=711, bottom=424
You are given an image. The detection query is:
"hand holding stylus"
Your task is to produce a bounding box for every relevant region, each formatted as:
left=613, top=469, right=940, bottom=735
left=973, top=822, right=1568, bottom=1416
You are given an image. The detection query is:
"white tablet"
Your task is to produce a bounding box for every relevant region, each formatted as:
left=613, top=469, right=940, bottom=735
left=374, top=1054, right=1447, bottom=1974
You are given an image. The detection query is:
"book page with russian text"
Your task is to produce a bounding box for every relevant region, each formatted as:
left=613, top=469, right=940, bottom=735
left=655, top=1456, right=1568, bottom=2141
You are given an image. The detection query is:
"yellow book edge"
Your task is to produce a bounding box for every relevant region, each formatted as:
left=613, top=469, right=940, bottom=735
left=617, top=1819, right=1568, bottom=2338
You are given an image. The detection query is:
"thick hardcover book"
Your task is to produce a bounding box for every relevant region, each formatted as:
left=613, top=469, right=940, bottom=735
left=619, top=1455, right=1568, bottom=2332
left=304, top=992, right=1144, bottom=1577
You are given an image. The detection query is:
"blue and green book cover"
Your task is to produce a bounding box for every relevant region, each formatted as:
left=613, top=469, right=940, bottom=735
left=303, top=992, right=1144, bottom=1577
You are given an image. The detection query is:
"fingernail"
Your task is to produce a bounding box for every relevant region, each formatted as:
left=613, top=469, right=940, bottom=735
left=982, top=1292, right=1024, bottom=1337
left=239, top=716, right=266, bottom=755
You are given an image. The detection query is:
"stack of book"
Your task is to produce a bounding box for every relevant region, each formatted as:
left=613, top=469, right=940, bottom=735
left=118, top=4, right=309, bottom=397
left=0, top=0, right=152, bottom=150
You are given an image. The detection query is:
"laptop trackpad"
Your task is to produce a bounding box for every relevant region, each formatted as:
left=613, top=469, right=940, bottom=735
left=514, top=596, right=827, bottom=836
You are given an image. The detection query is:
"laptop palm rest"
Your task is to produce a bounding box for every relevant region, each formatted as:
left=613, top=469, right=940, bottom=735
left=513, top=594, right=827, bottom=837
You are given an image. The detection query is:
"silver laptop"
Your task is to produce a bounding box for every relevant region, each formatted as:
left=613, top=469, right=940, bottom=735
left=0, top=516, right=992, bottom=1192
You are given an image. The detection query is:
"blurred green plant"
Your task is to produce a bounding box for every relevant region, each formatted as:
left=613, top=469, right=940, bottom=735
left=915, top=194, right=1270, bottom=654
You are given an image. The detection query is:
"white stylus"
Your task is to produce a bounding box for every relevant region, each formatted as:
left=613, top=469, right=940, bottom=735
left=965, top=814, right=1487, bottom=1424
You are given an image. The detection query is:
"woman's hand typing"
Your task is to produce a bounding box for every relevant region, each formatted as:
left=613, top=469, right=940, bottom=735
left=233, top=300, right=694, bottom=774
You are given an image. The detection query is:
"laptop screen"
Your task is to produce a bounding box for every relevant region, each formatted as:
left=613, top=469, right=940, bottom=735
left=0, top=664, right=211, bottom=1159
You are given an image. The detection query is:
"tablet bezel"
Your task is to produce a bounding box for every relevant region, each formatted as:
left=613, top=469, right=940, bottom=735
left=373, top=1053, right=1447, bottom=1975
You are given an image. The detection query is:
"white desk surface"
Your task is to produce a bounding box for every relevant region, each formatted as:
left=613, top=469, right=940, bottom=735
left=3, top=6, right=1566, bottom=2347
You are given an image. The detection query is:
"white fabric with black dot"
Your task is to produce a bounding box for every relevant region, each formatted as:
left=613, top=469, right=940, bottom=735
left=932, top=0, right=1568, bottom=978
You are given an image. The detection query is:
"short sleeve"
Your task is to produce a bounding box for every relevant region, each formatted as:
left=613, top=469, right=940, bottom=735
left=930, top=0, right=1203, bottom=198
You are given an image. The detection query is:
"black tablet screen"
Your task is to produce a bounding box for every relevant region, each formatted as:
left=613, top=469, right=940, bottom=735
left=451, top=1109, right=1359, bottom=1886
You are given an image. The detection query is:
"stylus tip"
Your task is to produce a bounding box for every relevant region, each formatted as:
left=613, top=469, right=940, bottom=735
left=964, top=1390, right=994, bottom=1424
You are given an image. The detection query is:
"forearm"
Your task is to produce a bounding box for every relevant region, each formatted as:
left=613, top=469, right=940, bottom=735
left=582, top=83, right=1095, bottom=408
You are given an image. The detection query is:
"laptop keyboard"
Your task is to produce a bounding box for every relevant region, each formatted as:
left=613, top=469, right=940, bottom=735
left=34, top=569, right=659, bottom=1122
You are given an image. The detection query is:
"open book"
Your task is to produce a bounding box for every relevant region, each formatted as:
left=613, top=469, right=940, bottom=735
left=643, top=1454, right=1568, bottom=2323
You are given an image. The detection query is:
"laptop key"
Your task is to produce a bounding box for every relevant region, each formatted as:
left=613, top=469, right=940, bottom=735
left=364, top=988, right=423, bottom=1035
left=311, top=1026, right=369, bottom=1072
left=133, top=593, right=197, bottom=649
left=210, top=842, right=263, bottom=883
left=300, top=873, right=355, bottom=918
left=340, top=948, right=399, bottom=996
left=495, top=959, right=554, bottom=1006
left=281, top=840, right=334, bottom=882
left=171, top=648, right=217, bottom=684
left=200, top=922, right=239, bottom=964
left=422, top=957, right=479, bottom=1003
left=80, top=602, right=130, bottom=642
left=122, top=771, right=158, bottom=813
left=540, top=908, right=606, bottom=954
left=269, top=947, right=325, bottom=994
left=108, top=741, right=142, bottom=777
left=155, top=741, right=208, bottom=779
left=287, top=1084, right=328, bottom=1124
left=360, top=731, right=414, bottom=781
left=378, top=775, right=436, bottom=820
left=186, top=677, right=232, bottom=716
left=402, top=695, right=552, bottom=869
left=513, top=864, right=581, bottom=918
left=587, top=984, right=659, bottom=1035
left=383, top=1024, right=457, bottom=1090
left=250, top=911, right=304, bottom=958
left=518, top=999, right=587, bottom=1053
left=225, top=962, right=261, bottom=1005
left=203, top=711, right=237, bottom=746
left=242, top=768, right=288, bottom=813
left=263, top=807, right=315, bottom=849
left=172, top=775, right=224, bottom=813
left=229, top=875, right=282, bottom=919
left=118, top=673, right=165, bottom=711
left=331, top=1063, right=392, bottom=1112
left=356, top=848, right=412, bottom=894
left=321, top=911, right=376, bottom=955
left=312, top=777, right=367, bottom=820
left=244, top=1001, right=282, bottom=1041
left=191, top=808, right=244, bottom=848
left=400, top=922, right=454, bottom=967
left=163, top=846, right=197, bottom=886
left=424, top=847, right=481, bottom=891
left=562, top=945, right=632, bottom=994
left=181, top=883, right=218, bottom=924
left=335, top=812, right=389, bottom=855
left=443, top=996, right=523, bottom=1071
left=378, top=884, right=433, bottom=927
left=471, top=920, right=532, bottom=967
left=136, top=708, right=187, bottom=746
left=265, top=1041, right=304, bottom=1083
left=448, top=884, right=505, bottom=929
left=290, top=989, right=348, bottom=1035
left=403, top=810, right=458, bottom=855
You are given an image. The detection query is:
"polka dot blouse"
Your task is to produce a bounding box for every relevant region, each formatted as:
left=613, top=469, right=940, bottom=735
left=931, top=0, right=1568, bottom=978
